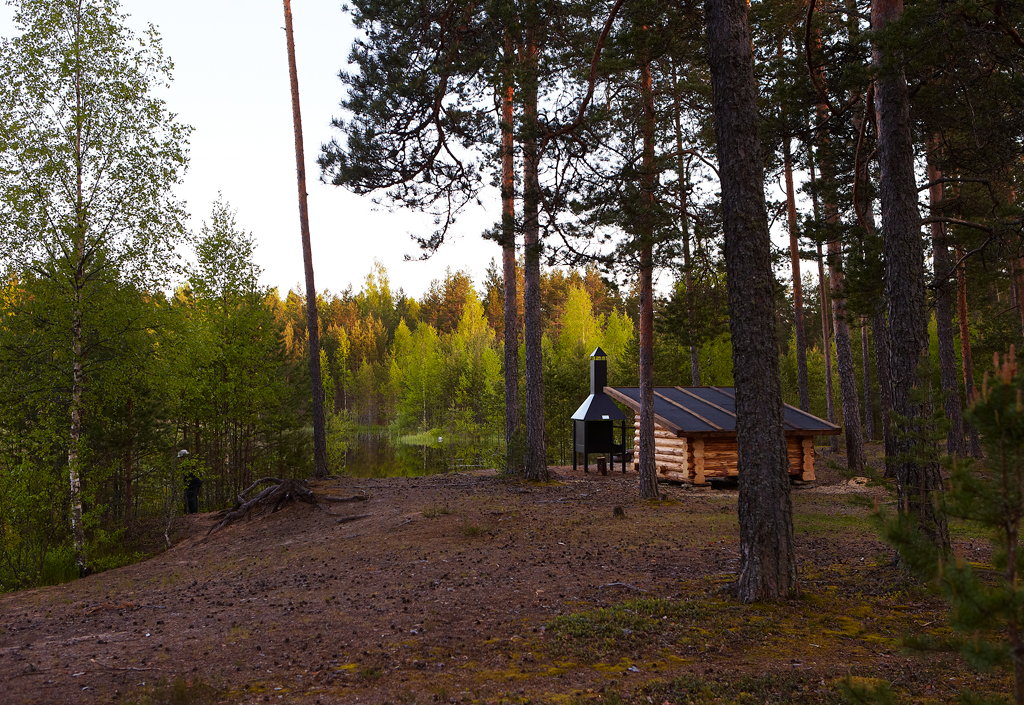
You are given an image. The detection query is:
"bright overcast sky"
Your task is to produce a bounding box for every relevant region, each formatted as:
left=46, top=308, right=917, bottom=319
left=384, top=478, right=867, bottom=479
left=1, top=0, right=502, bottom=299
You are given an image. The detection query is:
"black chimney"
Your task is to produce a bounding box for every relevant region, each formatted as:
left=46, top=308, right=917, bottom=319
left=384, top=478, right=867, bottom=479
left=590, top=347, right=607, bottom=394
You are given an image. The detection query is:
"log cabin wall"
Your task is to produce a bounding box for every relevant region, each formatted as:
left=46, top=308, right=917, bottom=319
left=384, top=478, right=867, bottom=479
left=633, top=419, right=816, bottom=485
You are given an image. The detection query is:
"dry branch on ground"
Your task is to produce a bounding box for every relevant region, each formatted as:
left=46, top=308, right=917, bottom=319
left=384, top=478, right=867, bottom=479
left=207, top=477, right=368, bottom=535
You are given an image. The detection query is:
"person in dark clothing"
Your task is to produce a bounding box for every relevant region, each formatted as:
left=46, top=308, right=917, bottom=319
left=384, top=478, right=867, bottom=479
left=180, top=449, right=202, bottom=514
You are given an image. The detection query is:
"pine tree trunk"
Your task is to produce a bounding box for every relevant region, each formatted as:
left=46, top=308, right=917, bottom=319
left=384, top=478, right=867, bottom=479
left=521, top=16, right=548, bottom=482
left=1010, top=258, right=1020, bottom=329
left=861, top=319, right=875, bottom=441
left=683, top=193, right=700, bottom=386
left=873, top=0, right=948, bottom=550
left=1017, top=257, right=1024, bottom=340
left=817, top=81, right=862, bottom=466
left=784, top=135, right=810, bottom=412
left=852, top=126, right=893, bottom=463
left=283, top=0, right=328, bottom=478
left=851, top=87, right=877, bottom=446
left=828, top=241, right=866, bottom=472
left=817, top=241, right=839, bottom=452
left=501, top=29, right=522, bottom=473
left=808, top=153, right=839, bottom=451
left=806, top=56, right=839, bottom=457
left=873, top=269, right=896, bottom=479
left=706, top=0, right=797, bottom=601
left=926, top=139, right=966, bottom=457
left=956, top=245, right=983, bottom=457
left=637, top=55, right=659, bottom=500
left=672, top=65, right=700, bottom=387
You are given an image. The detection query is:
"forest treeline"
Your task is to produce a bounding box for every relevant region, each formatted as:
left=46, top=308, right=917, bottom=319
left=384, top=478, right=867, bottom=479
left=1, top=0, right=1022, bottom=605
left=2, top=210, right=1016, bottom=591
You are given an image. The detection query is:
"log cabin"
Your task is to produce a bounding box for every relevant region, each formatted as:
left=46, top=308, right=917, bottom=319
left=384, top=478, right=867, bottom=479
left=605, top=386, right=841, bottom=484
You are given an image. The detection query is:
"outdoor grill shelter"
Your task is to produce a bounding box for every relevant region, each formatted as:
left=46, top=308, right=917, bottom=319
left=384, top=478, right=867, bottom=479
left=605, top=386, right=841, bottom=484
left=571, top=348, right=628, bottom=473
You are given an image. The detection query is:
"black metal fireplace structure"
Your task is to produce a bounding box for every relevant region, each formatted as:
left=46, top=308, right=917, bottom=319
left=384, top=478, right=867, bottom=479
left=571, top=347, right=627, bottom=473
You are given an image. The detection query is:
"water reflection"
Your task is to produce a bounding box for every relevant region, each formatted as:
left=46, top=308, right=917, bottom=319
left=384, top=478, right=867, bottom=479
left=342, top=432, right=499, bottom=478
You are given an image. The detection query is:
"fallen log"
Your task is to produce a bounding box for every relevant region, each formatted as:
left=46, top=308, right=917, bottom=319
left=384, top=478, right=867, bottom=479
left=207, top=478, right=368, bottom=535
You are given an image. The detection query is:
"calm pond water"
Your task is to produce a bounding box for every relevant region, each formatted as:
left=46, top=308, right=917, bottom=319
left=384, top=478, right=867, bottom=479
left=341, top=432, right=500, bottom=478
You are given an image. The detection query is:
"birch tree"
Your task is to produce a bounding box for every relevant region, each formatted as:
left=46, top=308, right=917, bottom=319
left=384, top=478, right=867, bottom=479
left=0, top=0, right=190, bottom=575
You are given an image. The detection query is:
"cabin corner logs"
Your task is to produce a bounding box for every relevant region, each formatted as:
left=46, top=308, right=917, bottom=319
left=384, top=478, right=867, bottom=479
left=605, top=386, right=840, bottom=485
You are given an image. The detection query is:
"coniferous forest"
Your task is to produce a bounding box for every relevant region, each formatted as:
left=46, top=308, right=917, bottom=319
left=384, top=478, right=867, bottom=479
left=0, top=0, right=1022, bottom=636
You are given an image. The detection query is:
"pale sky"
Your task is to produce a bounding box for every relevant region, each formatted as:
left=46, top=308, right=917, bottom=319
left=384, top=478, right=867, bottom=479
left=1, top=0, right=503, bottom=300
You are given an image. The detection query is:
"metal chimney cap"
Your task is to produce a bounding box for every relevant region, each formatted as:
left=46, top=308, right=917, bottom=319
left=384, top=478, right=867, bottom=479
left=589, top=346, right=607, bottom=359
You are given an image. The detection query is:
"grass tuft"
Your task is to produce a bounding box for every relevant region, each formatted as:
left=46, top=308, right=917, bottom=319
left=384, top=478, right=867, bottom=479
left=125, top=676, right=221, bottom=705
left=359, top=665, right=383, bottom=680
left=547, top=598, right=714, bottom=657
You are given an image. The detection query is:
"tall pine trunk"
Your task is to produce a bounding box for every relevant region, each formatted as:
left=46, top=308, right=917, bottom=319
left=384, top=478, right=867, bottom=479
left=828, top=239, right=866, bottom=472
left=1017, top=256, right=1024, bottom=340
left=861, top=319, right=875, bottom=441
left=706, top=0, right=797, bottom=600
left=831, top=0, right=867, bottom=472
left=856, top=175, right=896, bottom=472
left=283, top=0, right=327, bottom=478
left=672, top=66, right=700, bottom=386
left=852, top=88, right=879, bottom=447
left=637, top=54, right=659, bottom=500
left=784, top=134, right=810, bottom=411
left=926, top=138, right=966, bottom=456
left=521, top=13, right=548, bottom=482
left=501, top=29, right=522, bottom=472
left=956, top=245, right=983, bottom=457
left=809, top=153, right=839, bottom=452
left=813, top=58, right=865, bottom=469
left=683, top=223, right=700, bottom=385
left=876, top=316, right=900, bottom=464
left=873, top=0, right=948, bottom=549
left=817, top=241, right=839, bottom=452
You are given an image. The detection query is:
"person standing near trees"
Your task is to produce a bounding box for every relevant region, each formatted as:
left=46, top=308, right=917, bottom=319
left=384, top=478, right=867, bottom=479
left=179, top=450, right=202, bottom=515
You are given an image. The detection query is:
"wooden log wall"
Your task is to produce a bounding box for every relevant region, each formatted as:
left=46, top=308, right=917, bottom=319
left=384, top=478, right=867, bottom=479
left=634, top=420, right=816, bottom=484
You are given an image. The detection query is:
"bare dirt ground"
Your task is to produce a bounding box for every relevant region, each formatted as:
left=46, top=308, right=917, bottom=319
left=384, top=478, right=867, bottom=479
left=0, top=445, right=1010, bottom=704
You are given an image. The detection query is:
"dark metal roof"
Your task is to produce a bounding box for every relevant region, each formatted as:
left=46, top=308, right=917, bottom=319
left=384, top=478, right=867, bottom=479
left=605, top=386, right=841, bottom=437
left=570, top=391, right=627, bottom=421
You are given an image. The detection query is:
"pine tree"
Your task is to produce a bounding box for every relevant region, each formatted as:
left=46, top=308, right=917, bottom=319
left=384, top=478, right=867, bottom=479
left=873, top=0, right=949, bottom=551
left=705, top=0, right=798, bottom=601
left=877, top=348, right=1024, bottom=704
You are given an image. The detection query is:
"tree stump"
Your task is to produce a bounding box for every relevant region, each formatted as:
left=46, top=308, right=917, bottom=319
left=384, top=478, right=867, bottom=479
left=207, top=478, right=367, bottom=536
